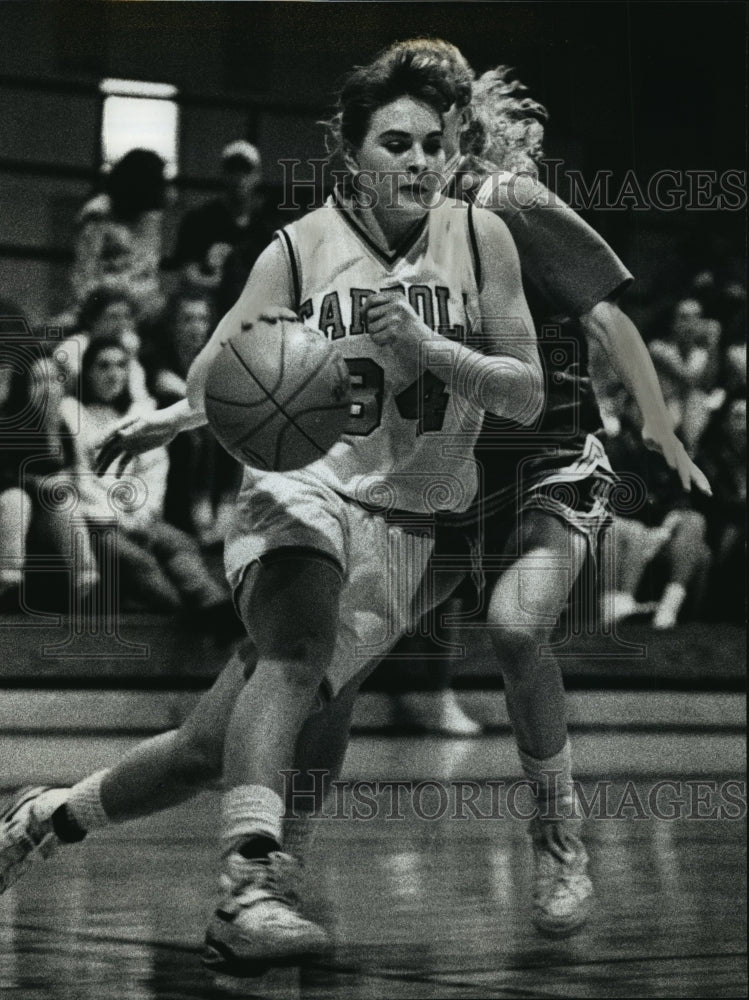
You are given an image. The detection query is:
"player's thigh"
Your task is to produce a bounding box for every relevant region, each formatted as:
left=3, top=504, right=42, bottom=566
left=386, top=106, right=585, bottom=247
left=487, top=509, right=588, bottom=630
left=237, top=552, right=343, bottom=666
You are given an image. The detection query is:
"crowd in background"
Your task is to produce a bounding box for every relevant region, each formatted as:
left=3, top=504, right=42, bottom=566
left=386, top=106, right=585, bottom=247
left=1, top=147, right=746, bottom=643
left=1, top=142, right=272, bottom=636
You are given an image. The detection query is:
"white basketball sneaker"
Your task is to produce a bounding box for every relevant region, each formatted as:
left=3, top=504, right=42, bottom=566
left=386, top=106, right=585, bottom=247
left=529, top=817, right=593, bottom=936
left=0, top=787, right=70, bottom=894
left=203, top=851, right=330, bottom=977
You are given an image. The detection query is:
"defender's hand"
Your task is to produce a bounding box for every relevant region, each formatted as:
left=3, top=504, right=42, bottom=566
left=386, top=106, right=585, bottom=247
left=641, top=424, right=712, bottom=496
left=94, top=412, right=179, bottom=478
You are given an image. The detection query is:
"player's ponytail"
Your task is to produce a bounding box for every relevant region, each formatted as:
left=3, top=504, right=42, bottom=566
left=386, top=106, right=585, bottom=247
left=469, top=67, right=548, bottom=176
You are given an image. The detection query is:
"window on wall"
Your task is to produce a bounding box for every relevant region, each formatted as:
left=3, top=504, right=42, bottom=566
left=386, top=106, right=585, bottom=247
left=100, top=79, right=179, bottom=178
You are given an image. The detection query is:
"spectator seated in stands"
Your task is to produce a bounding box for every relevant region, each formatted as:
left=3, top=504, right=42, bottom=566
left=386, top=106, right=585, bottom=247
left=71, top=149, right=169, bottom=324
left=1, top=345, right=99, bottom=611
left=144, top=289, right=240, bottom=541
left=63, top=336, right=235, bottom=628
left=146, top=289, right=215, bottom=404
left=174, top=140, right=270, bottom=314
left=648, top=298, right=724, bottom=454
left=602, top=395, right=711, bottom=631
left=0, top=357, right=27, bottom=606
left=61, top=287, right=152, bottom=406
left=695, top=392, right=746, bottom=623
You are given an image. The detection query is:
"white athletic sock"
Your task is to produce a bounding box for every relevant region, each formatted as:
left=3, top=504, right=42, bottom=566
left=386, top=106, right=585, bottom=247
left=223, top=784, right=284, bottom=852
left=518, top=740, right=575, bottom=821
left=65, top=770, right=111, bottom=832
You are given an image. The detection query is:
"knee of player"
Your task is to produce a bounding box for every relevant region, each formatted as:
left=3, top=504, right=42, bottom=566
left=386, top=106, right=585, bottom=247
left=488, top=622, right=548, bottom=666
left=278, top=642, right=332, bottom=688
left=257, top=631, right=334, bottom=687
left=171, top=732, right=223, bottom=784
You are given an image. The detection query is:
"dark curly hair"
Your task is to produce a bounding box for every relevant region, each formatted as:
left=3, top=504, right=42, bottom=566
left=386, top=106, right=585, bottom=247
left=324, top=43, right=456, bottom=159
left=361, top=39, right=548, bottom=177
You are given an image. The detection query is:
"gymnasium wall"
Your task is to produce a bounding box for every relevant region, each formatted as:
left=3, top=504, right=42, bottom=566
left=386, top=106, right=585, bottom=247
left=1, top=2, right=745, bottom=323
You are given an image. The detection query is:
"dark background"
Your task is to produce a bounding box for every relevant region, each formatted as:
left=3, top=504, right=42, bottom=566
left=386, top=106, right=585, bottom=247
left=0, top=1, right=746, bottom=322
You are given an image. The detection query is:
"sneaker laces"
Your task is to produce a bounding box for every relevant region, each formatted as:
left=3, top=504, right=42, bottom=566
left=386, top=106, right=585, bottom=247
left=531, top=820, right=587, bottom=885
left=9, top=800, right=57, bottom=856
left=225, top=851, right=301, bottom=910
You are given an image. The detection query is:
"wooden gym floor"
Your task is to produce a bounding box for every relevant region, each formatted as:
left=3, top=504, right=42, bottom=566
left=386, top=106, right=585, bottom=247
left=0, top=747, right=745, bottom=1000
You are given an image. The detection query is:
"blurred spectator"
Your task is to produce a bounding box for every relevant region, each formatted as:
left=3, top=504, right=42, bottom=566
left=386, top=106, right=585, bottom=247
left=602, top=397, right=711, bottom=630
left=145, top=289, right=241, bottom=541
left=174, top=140, right=270, bottom=312
left=71, top=149, right=169, bottom=323
left=648, top=298, right=724, bottom=453
left=695, top=392, right=746, bottom=622
left=719, top=339, right=746, bottom=396
left=379, top=594, right=482, bottom=736
left=1, top=345, right=99, bottom=610
left=0, top=357, right=27, bottom=605
left=64, top=336, right=233, bottom=622
left=60, top=286, right=152, bottom=405
left=146, top=289, right=214, bottom=403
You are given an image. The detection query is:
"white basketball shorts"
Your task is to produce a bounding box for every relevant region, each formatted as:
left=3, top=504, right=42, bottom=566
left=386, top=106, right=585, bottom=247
left=224, top=471, right=461, bottom=697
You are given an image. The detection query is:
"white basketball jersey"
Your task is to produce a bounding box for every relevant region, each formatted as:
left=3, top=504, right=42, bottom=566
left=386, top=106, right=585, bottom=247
left=246, top=196, right=485, bottom=514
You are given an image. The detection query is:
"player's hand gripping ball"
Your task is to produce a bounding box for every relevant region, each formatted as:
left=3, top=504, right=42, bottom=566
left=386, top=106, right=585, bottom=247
left=204, top=314, right=353, bottom=471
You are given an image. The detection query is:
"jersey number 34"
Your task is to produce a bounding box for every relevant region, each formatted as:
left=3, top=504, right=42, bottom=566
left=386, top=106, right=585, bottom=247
left=344, top=357, right=450, bottom=436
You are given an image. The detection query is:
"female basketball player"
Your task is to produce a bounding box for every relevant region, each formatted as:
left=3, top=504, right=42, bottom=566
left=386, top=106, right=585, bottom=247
left=2, top=39, right=710, bottom=966
left=2, top=51, right=544, bottom=974
left=191, top=55, right=546, bottom=972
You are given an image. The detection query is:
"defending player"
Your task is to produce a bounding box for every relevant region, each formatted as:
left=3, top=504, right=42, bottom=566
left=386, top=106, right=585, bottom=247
left=371, top=39, right=711, bottom=937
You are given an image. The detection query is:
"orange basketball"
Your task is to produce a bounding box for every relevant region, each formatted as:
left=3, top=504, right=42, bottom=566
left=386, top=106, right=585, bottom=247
left=204, top=317, right=352, bottom=471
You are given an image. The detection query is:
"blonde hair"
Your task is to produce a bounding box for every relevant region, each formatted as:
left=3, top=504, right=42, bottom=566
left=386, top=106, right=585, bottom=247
left=466, top=66, right=548, bottom=176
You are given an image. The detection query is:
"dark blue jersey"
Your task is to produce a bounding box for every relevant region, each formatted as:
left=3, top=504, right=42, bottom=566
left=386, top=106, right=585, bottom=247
left=447, top=164, right=631, bottom=523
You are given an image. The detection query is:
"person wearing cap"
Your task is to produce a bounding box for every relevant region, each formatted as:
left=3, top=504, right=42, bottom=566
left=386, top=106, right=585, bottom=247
left=174, top=140, right=268, bottom=301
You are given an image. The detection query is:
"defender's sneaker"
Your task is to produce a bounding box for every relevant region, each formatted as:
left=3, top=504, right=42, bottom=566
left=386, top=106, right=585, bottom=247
left=203, top=851, right=329, bottom=977
left=530, top=817, right=593, bottom=936
left=0, top=787, right=70, bottom=894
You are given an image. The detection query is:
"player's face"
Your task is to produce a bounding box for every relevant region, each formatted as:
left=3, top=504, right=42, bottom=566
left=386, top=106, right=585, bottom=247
left=351, top=96, right=445, bottom=220
left=88, top=347, right=129, bottom=404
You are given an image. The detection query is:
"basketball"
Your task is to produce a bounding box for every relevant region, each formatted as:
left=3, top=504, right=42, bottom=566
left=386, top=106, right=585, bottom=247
left=203, top=316, right=353, bottom=471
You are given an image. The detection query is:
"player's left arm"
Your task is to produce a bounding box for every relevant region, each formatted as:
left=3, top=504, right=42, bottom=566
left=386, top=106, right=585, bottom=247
left=364, top=209, right=544, bottom=425
left=580, top=300, right=711, bottom=495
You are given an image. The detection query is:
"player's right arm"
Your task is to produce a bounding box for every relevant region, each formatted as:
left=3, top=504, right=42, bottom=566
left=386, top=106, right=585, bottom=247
left=185, top=237, right=295, bottom=412
left=96, top=238, right=295, bottom=476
